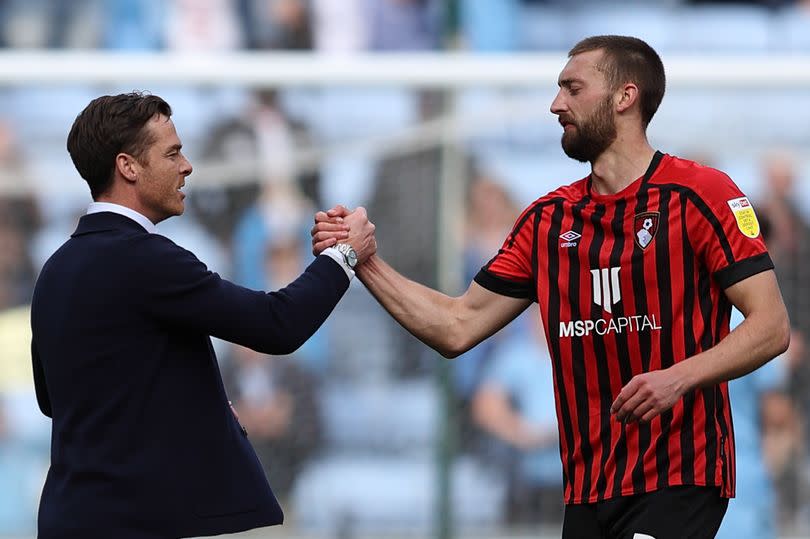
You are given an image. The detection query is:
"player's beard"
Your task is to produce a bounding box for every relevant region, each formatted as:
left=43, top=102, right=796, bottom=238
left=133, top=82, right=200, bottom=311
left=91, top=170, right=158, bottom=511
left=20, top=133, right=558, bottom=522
left=560, top=96, right=617, bottom=163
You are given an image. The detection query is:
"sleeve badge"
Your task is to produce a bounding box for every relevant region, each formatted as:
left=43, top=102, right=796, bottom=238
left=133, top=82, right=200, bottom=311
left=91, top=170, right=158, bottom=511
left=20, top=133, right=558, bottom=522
left=727, top=196, right=761, bottom=238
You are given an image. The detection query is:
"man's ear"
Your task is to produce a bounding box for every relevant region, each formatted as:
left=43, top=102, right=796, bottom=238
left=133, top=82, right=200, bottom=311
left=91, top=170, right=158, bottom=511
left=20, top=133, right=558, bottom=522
left=115, top=153, right=139, bottom=184
left=616, top=82, right=639, bottom=114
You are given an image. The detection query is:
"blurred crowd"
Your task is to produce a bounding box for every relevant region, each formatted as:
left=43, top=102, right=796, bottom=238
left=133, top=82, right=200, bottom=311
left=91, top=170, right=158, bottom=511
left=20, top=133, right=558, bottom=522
left=0, top=0, right=809, bottom=53
left=1, top=1, right=810, bottom=538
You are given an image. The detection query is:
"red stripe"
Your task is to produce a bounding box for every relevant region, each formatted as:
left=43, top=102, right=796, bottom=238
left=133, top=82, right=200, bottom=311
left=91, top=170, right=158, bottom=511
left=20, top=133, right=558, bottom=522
left=667, top=194, right=688, bottom=482
left=617, top=226, right=644, bottom=497
left=579, top=214, right=604, bottom=497
left=643, top=191, right=663, bottom=493
left=601, top=203, right=624, bottom=497
left=546, top=205, right=580, bottom=501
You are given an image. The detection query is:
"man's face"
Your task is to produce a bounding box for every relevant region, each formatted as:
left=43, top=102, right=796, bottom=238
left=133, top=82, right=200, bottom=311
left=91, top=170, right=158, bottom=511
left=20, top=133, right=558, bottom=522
left=133, top=115, right=192, bottom=224
left=550, top=50, right=618, bottom=163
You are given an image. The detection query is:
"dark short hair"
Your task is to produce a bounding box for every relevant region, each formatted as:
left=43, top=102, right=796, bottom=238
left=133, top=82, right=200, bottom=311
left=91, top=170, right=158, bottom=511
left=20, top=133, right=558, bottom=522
left=569, top=35, right=666, bottom=128
left=67, top=92, right=172, bottom=199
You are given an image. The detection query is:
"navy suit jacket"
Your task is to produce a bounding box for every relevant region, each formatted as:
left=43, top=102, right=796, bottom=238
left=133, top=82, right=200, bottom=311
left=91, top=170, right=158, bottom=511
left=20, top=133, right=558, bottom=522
left=31, top=211, right=349, bottom=538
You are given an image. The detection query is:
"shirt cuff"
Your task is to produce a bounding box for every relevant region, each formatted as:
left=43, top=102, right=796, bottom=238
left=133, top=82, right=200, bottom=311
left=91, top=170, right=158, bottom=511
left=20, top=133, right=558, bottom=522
left=320, top=247, right=355, bottom=282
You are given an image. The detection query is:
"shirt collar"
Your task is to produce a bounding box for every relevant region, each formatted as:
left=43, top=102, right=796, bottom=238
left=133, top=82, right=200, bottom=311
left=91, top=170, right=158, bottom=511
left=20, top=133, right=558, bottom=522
left=86, top=202, right=158, bottom=234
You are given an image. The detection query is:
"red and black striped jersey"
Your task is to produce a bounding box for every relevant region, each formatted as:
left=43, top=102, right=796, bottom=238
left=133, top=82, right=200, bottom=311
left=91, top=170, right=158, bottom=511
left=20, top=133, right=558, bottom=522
left=475, top=152, right=773, bottom=504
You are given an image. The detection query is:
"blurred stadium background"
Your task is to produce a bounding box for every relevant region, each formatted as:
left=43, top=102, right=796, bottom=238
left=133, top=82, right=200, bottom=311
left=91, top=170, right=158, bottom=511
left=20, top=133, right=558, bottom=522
left=2, top=1, right=810, bottom=538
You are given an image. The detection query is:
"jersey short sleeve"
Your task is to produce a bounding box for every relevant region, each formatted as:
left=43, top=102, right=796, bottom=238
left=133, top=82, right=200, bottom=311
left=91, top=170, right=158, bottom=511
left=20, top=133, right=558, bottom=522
left=474, top=204, right=538, bottom=300
left=691, top=171, right=773, bottom=289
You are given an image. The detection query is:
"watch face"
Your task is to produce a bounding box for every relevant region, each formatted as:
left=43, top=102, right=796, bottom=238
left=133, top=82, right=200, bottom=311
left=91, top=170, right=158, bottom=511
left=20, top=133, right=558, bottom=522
left=338, top=243, right=357, bottom=268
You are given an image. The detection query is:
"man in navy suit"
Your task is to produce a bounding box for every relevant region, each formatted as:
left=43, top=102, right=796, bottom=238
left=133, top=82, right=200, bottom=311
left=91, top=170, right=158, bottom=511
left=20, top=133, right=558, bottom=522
left=30, top=92, right=376, bottom=538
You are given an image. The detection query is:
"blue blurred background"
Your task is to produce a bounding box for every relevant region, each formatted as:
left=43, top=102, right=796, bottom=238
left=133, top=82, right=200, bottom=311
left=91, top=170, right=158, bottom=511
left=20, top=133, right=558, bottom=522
left=1, top=1, right=810, bottom=538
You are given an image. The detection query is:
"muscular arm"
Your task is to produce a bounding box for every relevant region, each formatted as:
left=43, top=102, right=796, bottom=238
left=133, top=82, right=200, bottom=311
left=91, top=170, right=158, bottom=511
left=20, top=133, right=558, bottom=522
left=312, top=205, right=531, bottom=356
left=357, top=254, right=531, bottom=358
left=612, top=269, right=790, bottom=422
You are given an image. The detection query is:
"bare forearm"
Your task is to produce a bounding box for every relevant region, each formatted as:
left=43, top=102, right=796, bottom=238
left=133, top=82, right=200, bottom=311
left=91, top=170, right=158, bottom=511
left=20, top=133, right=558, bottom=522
left=312, top=207, right=528, bottom=356
left=356, top=255, right=467, bottom=357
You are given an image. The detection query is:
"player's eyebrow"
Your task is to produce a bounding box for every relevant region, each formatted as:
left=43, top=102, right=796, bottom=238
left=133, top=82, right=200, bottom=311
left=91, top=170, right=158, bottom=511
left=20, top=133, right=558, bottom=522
left=558, top=78, right=582, bottom=88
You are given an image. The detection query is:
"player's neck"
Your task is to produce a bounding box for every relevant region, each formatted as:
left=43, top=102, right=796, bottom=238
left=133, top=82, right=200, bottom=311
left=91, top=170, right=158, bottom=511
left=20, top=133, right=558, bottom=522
left=590, top=141, right=656, bottom=195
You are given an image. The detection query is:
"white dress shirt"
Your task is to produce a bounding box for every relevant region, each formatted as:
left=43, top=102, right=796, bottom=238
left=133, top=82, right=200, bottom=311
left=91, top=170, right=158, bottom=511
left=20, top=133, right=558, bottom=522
left=86, top=202, right=157, bottom=234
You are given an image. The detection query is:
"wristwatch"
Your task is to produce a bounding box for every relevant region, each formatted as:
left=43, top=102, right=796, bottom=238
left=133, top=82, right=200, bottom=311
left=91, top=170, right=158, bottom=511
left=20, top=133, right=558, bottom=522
left=335, top=243, right=358, bottom=269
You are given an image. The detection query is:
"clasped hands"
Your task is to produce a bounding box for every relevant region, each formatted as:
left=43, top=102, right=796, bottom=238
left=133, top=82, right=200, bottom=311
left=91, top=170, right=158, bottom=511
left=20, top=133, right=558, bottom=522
left=311, top=204, right=377, bottom=265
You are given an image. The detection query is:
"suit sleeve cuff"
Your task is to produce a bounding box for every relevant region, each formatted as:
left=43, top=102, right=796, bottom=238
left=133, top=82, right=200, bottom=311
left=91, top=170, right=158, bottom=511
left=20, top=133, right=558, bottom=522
left=320, top=247, right=355, bottom=283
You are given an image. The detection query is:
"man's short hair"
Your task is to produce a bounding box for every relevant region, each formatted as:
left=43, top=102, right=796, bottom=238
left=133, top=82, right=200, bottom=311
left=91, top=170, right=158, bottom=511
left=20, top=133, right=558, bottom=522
left=569, top=35, right=666, bottom=128
left=67, top=92, right=172, bottom=199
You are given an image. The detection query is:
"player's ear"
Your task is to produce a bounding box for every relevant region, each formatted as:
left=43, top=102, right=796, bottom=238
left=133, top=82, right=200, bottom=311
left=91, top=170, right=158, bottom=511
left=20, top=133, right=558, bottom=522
left=616, top=83, right=639, bottom=113
left=115, top=152, right=139, bottom=184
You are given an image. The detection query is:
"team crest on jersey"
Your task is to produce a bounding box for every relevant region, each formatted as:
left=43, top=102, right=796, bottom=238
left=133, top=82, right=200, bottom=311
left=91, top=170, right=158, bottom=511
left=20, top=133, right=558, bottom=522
left=727, top=196, right=760, bottom=238
left=634, top=212, right=659, bottom=250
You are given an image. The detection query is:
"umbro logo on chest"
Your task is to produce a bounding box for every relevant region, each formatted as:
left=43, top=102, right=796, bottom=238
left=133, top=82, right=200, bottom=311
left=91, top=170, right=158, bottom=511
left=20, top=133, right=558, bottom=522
left=559, top=230, right=581, bottom=248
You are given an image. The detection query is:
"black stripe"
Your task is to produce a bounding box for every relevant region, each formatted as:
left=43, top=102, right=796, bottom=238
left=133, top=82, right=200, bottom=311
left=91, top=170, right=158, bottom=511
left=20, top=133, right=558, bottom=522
left=481, top=201, right=557, bottom=275
left=474, top=269, right=535, bottom=299
left=642, top=150, right=665, bottom=184
left=568, top=201, right=595, bottom=502
left=610, top=198, right=634, bottom=499
left=697, top=266, right=718, bottom=485
left=649, top=184, right=737, bottom=266
left=662, top=185, right=735, bottom=265
left=586, top=202, right=614, bottom=500
left=545, top=201, right=578, bottom=503
left=679, top=190, right=696, bottom=485
left=653, top=188, right=674, bottom=489
left=505, top=198, right=560, bottom=249
left=713, top=286, right=733, bottom=491
left=479, top=201, right=550, bottom=299
left=630, top=186, right=652, bottom=493
left=531, top=205, right=541, bottom=303
left=702, top=386, right=718, bottom=487
left=714, top=252, right=774, bottom=289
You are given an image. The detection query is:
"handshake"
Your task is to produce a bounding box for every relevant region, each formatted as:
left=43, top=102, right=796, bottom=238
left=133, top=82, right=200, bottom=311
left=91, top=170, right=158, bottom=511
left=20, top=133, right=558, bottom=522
left=310, top=204, right=378, bottom=267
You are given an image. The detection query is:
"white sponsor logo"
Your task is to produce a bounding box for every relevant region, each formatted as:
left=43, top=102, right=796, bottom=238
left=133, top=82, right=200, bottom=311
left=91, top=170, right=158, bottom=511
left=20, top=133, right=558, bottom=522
left=559, top=315, right=662, bottom=337
left=559, top=230, right=581, bottom=248
left=558, top=266, right=663, bottom=338
left=591, top=267, right=621, bottom=314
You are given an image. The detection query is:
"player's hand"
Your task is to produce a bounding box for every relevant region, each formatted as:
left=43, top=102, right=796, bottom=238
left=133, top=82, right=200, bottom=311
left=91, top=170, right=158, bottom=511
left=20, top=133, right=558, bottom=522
left=311, top=204, right=351, bottom=255
left=610, top=368, right=686, bottom=423
left=311, top=205, right=377, bottom=264
left=343, top=206, right=377, bottom=264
